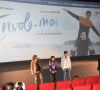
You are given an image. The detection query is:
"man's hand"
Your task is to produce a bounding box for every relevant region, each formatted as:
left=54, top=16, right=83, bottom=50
left=70, top=68, right=71, bottom=71
left=37, top=71, right=40, bottom=74
left=55, top=71, right=57, bottom=73
left=88, top=46, right=94, bottom=50
left=62, top=69, right=65, bottom=71
left=52, top=71, right=55, bottom=74
left=31, top=72, right=33, bottom=75
left=62, top=8, right=68, bottom=12
left=72, top=47, right=77, bottom=51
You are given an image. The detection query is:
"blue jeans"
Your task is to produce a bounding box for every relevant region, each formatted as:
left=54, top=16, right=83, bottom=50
left=63, top=68, right=71, bottom=81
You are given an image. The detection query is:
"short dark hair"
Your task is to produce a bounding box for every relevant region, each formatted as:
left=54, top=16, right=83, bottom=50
left=50, top=56, right=55, bottom=60
left=2, top=82, right=14, bottom=90
left=18, top=82, right=23, bottom=86
left=64, top=51, right=68, bottom=54
left=32, top=55, right=37, bottom=60
left=86, top=11, right=91, bottom=15
left=72, top=75, right=80, bottom=80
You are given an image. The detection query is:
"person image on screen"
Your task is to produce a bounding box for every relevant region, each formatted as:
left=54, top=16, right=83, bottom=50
left=31, top=55, right=43, bottom=84
left=62, top=8, right=100, bottom=56
left=76, top=31, right=88, bottom=56
left=61, top=51, right=71, bottom=81
left=49, top=56, right=57, bottom=82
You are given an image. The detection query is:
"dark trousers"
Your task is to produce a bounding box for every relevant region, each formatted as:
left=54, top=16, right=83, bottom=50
left=50, top=72, right=56, bottom=82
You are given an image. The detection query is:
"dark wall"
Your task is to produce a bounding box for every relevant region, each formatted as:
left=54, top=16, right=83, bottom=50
left=0, top=55, right=98, bottom=72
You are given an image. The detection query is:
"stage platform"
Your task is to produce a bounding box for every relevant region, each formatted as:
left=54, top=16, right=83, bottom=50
left=0, top=60, right=99, bottom=86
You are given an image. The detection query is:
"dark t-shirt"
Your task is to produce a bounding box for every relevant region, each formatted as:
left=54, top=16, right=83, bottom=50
left=36, top=61, right=41, bottom=72
left=77, top=39, right=88, bottom=56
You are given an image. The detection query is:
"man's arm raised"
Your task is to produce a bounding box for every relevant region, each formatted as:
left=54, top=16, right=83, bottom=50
left=62, top=8, right=79, bottom=21
left=92, top=26, right=100, bottom=37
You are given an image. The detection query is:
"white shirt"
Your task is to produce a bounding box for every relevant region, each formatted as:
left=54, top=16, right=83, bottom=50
left=61, top=56, right=71, bottom=69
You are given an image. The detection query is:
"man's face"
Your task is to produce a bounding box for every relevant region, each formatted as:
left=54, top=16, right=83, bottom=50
left=7, top=85, right=12, bottom=90
left=35, top=57, right=38, bottom=61
left=64, top=53, right=68, bottom=57
left=51, top=57, right=55, bottom=61
left=80, top=32, right=86, bottom=40
left=86, top=13, right=91, bottom=19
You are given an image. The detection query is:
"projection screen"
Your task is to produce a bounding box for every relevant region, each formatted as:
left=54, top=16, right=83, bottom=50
left=0, top=0, right=100, bottom=62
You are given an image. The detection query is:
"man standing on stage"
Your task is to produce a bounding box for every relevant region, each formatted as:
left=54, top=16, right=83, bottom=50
left=61, top=51, right=71, bottom=81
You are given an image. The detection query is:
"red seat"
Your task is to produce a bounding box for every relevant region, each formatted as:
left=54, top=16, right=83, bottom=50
left=73, top=85, right=91, bottom=90
left=57, top=87, right=72, bottom=90
left=86, top=76, right=99, bottom=85
left=39, top=82, right=54, bottom=90
left=92, top=83, right=100, bottom=90
left=98, top=77, right=100, bottom=83
left=72, top=78, right=85, bottom=87
left=0, top=88, right=2, bottom=90
left=56, top=80, right=71, bottom=90
left=25, top=84, right=37, bottom=90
